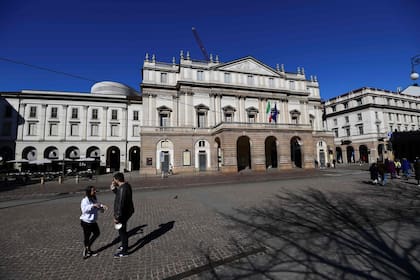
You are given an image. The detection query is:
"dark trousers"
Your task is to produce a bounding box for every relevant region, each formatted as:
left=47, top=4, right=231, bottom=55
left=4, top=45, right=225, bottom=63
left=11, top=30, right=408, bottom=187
left=80, top=220, right=100, bottom=249
left=118, top=222, right=128, bottom=252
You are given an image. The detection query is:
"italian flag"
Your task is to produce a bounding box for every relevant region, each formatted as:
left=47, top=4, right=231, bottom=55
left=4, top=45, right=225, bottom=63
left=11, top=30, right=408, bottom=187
left=266, top=101, right=271, bottom=122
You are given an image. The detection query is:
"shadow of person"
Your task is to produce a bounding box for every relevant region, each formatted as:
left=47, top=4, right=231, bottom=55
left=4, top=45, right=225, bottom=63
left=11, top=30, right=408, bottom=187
left=95, top=224, right=147, bottom=253
left=128, top=221, right=175, bottom=254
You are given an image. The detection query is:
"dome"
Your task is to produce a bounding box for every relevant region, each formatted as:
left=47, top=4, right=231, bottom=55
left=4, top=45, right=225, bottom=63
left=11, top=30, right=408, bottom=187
left=91, top=81, right=137, bottom=96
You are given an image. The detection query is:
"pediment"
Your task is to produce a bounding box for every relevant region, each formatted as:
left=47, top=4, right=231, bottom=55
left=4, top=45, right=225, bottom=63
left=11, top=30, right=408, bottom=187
left=216, top=57, right=278, bottom=76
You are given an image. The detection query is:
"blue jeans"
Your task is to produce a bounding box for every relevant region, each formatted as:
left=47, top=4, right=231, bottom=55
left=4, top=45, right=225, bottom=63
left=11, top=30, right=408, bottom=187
left=382, top=173, right=389, bottom=186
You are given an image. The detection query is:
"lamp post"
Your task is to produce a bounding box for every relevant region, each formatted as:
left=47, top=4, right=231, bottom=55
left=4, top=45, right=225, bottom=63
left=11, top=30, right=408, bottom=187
left=410, top=54, right=420, bottom=82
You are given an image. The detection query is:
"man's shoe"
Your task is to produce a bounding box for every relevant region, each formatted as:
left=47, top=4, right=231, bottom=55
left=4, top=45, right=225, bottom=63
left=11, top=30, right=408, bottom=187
left=83, top=248, right=89, bottom=258
left=88, top=250, right=98, bottom=257
left=116, top=246, right=123, bottom=252
left=114, top=252, right=128, bottom=258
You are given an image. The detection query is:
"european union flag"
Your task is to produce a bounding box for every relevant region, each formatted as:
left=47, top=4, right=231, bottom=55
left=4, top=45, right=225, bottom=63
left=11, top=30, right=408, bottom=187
left=272, top=103, right=278, bottom=123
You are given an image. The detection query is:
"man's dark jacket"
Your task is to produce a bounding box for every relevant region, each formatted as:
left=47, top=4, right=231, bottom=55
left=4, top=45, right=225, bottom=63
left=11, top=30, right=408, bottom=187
left=113, top=182, right=134, bottom=223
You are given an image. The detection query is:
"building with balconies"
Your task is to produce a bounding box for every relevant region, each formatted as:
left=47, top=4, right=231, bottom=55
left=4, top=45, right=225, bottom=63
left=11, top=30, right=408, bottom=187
left=323, top=87, right=420, bottom=163
left=0, top=82, right=142, bottom=173
left=140, top=53, right=333, bottom=174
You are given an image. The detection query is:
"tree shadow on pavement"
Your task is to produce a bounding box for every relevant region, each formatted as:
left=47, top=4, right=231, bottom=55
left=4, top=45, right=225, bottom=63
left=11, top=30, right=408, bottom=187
left=201, top=185, right=420, bottom=279
left=95, top=224, right=147, bottom=253
left=128, top=221, right=175, bottom=254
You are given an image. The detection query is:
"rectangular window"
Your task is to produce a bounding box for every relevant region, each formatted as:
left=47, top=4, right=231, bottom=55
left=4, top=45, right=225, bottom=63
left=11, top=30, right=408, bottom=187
left=333, top=118, right=337, bottom=126
left=28, top=123, right=37, bottom=135
left=197, top=70, right=204, bottom=81
left=1, top=122, right=11, bottom=136
left=70, top=124, right=79, bottom=136
left=357, top=99, right=362, bottom=106
left=358, top=126, right=364, bottom=135
left=197, top=112, right=206, bottom=128
left=387, top=99, right=391, bottom=105
left=160, top=114, right=169, bottom=127
left=132, top=125, right=139, bottom=136
left=5, top=105, right=13, bottom=118
left=111, top=124, right=119, bottom=136
left=91, top=124, right=99, bottom=136
left=50, top=107, right=58, bottom=118
left=268, top=78, right=274, bottom=88
left=346, top=127, right=350, bottom=136
left=224, top=73, right=231, bottom=83
left=343, top=102, right=348, bottom=109
left=133, top=110, right=139, bottom=121
left=357, top=113, right=362, bottom=121
left=247, top=75, right=254, bottom=86
left=248, top=114, right=256, bottom=123
left=397, top=114, right=400, bottom=121
left=111, top=109, right=118, bottom=120
left=345, top=116, right=349, bottom=123
left=91, top=109, right=98, bottom=120
left=388, top=113, right=392, bottom=121
left=332, top=105, right=336, bottom=112
left=292, top=116, right=298, bottom=124
left=333, top=129, right=338, bottom=138
left=29, top=106, right=37, bottom=118
left=49, top=123, right=58, bottom=136
left=71, top=108, right=78, bottom=119
left=289, top=80, right=295, bottom=90
left=160, top=72, right=167, bottom=83
left=225, top=113, right=233, bottom=122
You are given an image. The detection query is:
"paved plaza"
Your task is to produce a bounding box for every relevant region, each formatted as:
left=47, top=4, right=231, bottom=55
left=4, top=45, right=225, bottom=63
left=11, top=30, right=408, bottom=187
left=1, top=166, right=419, bottom=279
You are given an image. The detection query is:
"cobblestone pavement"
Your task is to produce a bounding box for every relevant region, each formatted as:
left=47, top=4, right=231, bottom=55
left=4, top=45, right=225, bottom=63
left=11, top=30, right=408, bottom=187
left=2, top=165, right=417, bottom=280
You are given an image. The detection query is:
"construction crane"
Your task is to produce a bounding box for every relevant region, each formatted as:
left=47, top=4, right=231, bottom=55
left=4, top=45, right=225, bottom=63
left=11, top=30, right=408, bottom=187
left=192, top=27, right=210, bottom=61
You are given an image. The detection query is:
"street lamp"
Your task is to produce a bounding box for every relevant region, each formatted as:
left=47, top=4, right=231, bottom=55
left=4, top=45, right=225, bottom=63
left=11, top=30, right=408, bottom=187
left=410, top=54, right=420, bottom=81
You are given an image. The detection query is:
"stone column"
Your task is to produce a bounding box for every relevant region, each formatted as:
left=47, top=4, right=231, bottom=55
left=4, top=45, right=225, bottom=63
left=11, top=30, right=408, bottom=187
left=172, top=95, right=178, bottom=127
left=19, top=104, right=27, bottom=140
left=282, top=100, right=289, bottom=124
left=102, top=106, right=108, bottom=140
left=240, top=96, right=245, bottom=122
left=62, top=105, right=68, bottom=141
left=82, top=105, right=88, bottom=141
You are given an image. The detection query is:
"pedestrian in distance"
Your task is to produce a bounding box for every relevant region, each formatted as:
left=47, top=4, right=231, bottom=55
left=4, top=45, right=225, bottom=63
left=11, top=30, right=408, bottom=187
left=377, top=161, right=387, bottom=186
left=80, top=185, right=108, bottom=258
left=414, top=157, right=420, bottom=187
left=395, top=159, right=401, bottom=178
left=111, top=172, right=135, bottom=258
left=369, top=163, right=379, bottom=185
left=401, top=158, right=411, bottom=180
left=389, top=160, right=397, bottom=179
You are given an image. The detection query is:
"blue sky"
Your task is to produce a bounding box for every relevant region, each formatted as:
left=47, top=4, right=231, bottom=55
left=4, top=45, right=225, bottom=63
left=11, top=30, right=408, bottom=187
left=1, top=0, right=419, bottom=100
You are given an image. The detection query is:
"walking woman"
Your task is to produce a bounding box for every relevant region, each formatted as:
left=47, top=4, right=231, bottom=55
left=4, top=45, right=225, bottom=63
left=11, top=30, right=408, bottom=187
left=80, top=185, right=108, bottom=258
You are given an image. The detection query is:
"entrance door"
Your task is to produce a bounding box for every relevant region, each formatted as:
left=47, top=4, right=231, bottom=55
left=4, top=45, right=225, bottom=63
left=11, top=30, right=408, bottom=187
left=161, top=151, right=169, bottom=173
left=199, top=151, right=207, bottom=171
left=319, top=149, right=325, bottom=167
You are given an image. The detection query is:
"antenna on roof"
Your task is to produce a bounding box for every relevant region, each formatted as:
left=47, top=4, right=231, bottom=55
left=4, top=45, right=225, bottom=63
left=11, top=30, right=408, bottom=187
left=192, top=27, right=210, bottom=61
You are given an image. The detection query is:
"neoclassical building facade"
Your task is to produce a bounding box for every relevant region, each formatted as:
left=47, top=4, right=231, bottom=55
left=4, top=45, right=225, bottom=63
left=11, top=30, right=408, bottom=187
left=323, top=87, right=420, bottom=164
left=140, top=53, right=334, bottom=174
left=0, top=54, right=335, bottom=174
left=0, top=82, right=142, bottom=173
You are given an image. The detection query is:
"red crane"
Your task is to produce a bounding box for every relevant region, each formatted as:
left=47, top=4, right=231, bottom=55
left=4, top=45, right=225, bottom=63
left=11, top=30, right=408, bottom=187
left=192, top=27, right=210, bottom=61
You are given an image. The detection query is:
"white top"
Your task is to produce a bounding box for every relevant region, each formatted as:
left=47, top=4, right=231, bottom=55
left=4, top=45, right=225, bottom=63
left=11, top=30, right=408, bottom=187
left=80, top=197, right=99, bottom=223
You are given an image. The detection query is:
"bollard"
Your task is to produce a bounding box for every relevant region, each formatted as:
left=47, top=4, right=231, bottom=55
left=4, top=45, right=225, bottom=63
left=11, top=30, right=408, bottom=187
left=58, top=176, right=62, bottom=184
left=75, top=175, right=79, bottom=184
left=40, top=176, right=44, bottom=185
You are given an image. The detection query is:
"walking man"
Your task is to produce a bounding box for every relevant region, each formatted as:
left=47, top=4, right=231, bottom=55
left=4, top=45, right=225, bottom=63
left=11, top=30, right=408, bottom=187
left=111, top=172, right=134, bottom=258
